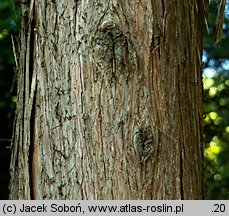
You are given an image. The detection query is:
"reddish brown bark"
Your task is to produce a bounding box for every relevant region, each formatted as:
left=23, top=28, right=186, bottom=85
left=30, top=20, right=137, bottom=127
left=9, top=0, right=205, bottom=199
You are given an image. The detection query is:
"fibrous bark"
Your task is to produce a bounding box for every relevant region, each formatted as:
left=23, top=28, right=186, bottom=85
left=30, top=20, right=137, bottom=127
left=10, top=0, right=205, bottom=199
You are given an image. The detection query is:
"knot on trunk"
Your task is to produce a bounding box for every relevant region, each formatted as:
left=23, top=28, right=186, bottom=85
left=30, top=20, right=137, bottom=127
left=91, top=19, right=134, bottom=82
left=134, top=126, right=153, bottom=164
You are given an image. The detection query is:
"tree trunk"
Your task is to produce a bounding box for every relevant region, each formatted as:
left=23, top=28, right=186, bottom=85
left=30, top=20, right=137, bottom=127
left=10, top=0, right=205, bottom=199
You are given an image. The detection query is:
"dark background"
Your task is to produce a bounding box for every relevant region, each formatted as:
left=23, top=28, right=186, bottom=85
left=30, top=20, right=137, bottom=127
left=0, top=0, right=228, bottom=199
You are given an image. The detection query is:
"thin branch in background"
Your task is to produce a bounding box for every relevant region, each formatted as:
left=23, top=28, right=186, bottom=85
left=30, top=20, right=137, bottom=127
left=0, top=139, right=12, bottom=148
left=10, top=35, right=18, bottom=93
left=215, top=0, right=226, bottom=44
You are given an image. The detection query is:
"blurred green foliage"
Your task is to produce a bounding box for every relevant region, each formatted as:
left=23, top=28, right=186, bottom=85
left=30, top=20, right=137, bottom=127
left=0, top=0, right=228, bottom=199
left=0, top=0, right=19, bottom=199
left=0, top=0, right=19, bottom=134
left=203, top=0, right=229, bottom=199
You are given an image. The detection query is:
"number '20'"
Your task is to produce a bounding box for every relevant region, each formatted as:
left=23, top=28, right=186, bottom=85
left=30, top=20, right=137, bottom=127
left=213, top=204, right=225, bottom=212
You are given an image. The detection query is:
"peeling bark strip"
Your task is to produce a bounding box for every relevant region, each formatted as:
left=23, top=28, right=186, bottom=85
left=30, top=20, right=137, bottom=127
left=10, top=0, right=204, bottom=199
